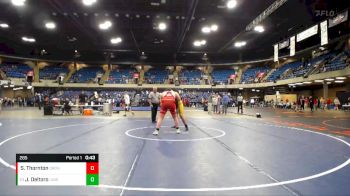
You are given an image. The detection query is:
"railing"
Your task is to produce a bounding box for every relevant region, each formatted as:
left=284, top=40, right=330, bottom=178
left=10, top=66, right=345, bottom=90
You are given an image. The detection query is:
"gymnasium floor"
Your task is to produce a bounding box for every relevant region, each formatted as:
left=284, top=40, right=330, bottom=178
left=0, top=107, right=349, bottom=195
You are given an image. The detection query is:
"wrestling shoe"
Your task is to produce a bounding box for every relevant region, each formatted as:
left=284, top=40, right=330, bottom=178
left=185, top=125, right=189, bottom=131
left=152, top=130, right=159, bottom=136
left=176, top=128, right=181, bottom=134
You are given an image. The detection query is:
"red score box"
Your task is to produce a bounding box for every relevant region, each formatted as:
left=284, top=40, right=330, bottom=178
left=86, top=162, right=99, bottom=174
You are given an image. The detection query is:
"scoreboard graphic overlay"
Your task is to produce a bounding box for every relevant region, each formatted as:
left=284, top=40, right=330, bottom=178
left=16, top=154, right=99, bottom=186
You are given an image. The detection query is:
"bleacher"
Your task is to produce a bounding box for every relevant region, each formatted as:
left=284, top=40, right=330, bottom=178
left=68, top=67, right=104, bottom=83
left=211, top=69, right=235, bottom=84
left=179, top=69, right=202, bottom=85
left=267, top=62, right=302, bottom=82
left=240, top=66, right=270, bottom=84
left=39, top=66, right=68, bottom=80
left=285, top=52, right=335, bottom=79
left=144, top=69, right=169, bottom=84
left=0, top=64, right=32, bottom=78
left=107, top=68, right=135, bottom=84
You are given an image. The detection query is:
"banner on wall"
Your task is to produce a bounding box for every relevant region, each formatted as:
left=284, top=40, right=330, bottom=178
left=27, top=71, right=34, bottom=77
left=133, top=73, right=140, bottom=79
left=297, top=25, right=318, bottom=42
left=329, top=10, right=348, bottom=28
left=320, top=20, right=328, bottom=46
left=278, top=39, right=289, bottom=50
left=0, top=80, right=10, bottom=85
left=274, top=44, right=278, bottom=62
left=290, top=36, right=296, bottom=56
left=256, top=72, right=265, bottom=78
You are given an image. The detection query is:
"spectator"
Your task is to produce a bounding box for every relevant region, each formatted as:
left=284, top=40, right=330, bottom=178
left=300, top=96, right=305, bottom=111
left=217, top=93, right=222, bottom=114
left=309, top=96, right=314, bottom=112
left=222, top=93, right=230, bottom=115
left=237, top=93, right=243, bottom=114
left=334, top=97, right=340, bottom=110
left=212, top=94, right=218, bottom=114
left=326, top=98, right=332, bottom=110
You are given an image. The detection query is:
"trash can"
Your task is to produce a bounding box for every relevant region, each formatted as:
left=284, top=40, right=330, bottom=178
left=103, top=103, right=112, bottom=116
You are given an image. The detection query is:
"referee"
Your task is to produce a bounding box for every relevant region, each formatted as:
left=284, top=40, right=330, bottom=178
left=148, top=87, right=160, bottom=123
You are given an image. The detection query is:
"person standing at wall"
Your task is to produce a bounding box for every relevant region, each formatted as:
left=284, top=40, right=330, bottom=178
left=309, top=96, right=314, bottom=112
left=37, top=93, right=43, bottom=110
left=148, top=87, right=160, bottom=123
left=237, top=93, right=243, bottom=114
left=222, top=93, right=230, bottom=115
left=207, top=92, right=213, bottom=114
left=212, top=93, right=218, bottom=114
left=334, top=97, right=340, bottom=110
left=301, top=96, right=305, bottom=111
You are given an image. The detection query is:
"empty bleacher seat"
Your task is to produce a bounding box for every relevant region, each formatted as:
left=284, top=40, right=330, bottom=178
left=144, top=69, right=169, bottom=84
left=241, top=66, right=270, bottom=83
left=267, top=62, right=302, bottom=82
left=211, top=69, right=235, bottom=84
left=107, top=68, right=135, bottom=84
left=40, top=66, right=68, bottom=80
left=69, top=67, right=103, bottom=83
left=0, top=64, right=32, bottom=78
left=179, top=69, right=202, bottom=85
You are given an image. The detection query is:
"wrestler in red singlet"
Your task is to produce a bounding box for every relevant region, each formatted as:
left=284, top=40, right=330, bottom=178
left=153, top=90, right=180, bottom=136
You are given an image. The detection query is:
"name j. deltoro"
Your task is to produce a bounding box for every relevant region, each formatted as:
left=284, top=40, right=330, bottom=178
left=21, top=177, right=49, bottom=182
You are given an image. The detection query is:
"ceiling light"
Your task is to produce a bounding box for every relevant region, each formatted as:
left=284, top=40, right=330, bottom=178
left=0, top=23, right=9, bottom=28
left=99, top=20, right=112, bottom=30
left=4, top=86, right=8, bottom=88
left=256, top=89, right=260, bottom=92
left=234, top=41, right=246, bottom=47
left=193, top=40, right=206, bottom=47
left=110, top=37, right=122, bottom=44
left=295, top=82, right=303, bottom=85
left=252, top=89, right=256, bottom=92
left=27, top=86, right=32, bottom=89
left=210, top=24, right=218, bottom=31
left=303, top=81, right=312, bottom=84
left=22, top=36, right=35, bottom=43
left=325, top=78, right=334, bottom=81
left=193, top=41, right=201, bottom=47
left=202, top=26, right=211, bottom=34
left=45, top=22, right=56, bottom=29
left=254, top=25, right=265, bottom=33
left=288, top=83, right=295, bottom=86
left=334, top=80, right=344, bottom=83
left=82, top=0, right=97, bottom=6
left=314, top=80, right=324, bottom=83
left=158, top=22, right=167, bottom=31
left=239, top=88, right=243, bottom=90
left=11, top=0, right=26, bottom=6
left=327, top=82, right=332, bottom=84
left=227, top=0, right=237, bottom=9
left=335, top=77, right=346, bottom=80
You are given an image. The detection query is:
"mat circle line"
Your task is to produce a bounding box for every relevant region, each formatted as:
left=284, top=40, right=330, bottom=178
left=125, top=126, right=226, bottom=142
left=322, top=119, right=350, bottom=130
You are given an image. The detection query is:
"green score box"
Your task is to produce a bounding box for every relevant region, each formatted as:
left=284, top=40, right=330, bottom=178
left=86, top=174, right=99, bottom=186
